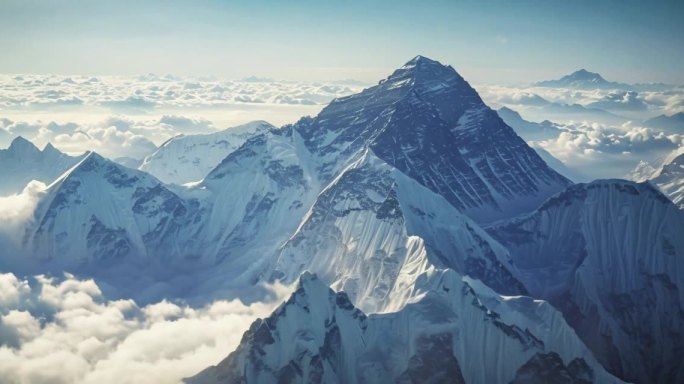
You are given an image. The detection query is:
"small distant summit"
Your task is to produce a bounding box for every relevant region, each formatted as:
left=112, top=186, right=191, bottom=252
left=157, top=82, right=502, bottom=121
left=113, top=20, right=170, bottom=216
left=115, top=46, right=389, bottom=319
left=7, top=136, right=39, bottom=154
left=0, top=137, right=87, bottom=195
left=4, top=136, right=50, bottom=159
left=42, top=142, right=61, bottom=156
left=4, top=137, right=74, bottom=159
left=536, top=69, right=630, bottom=90
left=239, top=75, right=274, bottom=83
left=567, top=69, right=605, bottom=81
left=643, top=111, right=684, bottom=133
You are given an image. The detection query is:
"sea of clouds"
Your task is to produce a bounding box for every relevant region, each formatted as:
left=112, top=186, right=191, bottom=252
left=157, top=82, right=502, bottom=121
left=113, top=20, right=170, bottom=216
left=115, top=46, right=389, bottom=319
left=0, top=74, right=367, bottom=159
left=0, top=74, right=365, bottom=109
left=0, top=272, right=291, bottom=384
left=475, top=82, right=684, bottom=178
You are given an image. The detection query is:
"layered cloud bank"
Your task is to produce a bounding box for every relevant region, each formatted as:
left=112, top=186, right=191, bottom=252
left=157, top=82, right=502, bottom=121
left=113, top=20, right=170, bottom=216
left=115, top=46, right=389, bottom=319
left=0, top=272, right=290, bottom=384
left=534, top=122, right=683, bottom=177
left=1, top=72, right=681, bottom=180
left=476, top=80, right=684, bottom=179
left=0, top=74, right=365, bottom=109
left=0, top=74, right=365, bottom=158
left=0, top=115, right=212, bottom=159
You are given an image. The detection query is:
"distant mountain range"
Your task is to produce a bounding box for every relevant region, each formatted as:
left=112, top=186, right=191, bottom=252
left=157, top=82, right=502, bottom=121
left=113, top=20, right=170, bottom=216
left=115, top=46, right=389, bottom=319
left=535, top=69, right=678, bottom=92
left=0, top=137, right=85, bottom=196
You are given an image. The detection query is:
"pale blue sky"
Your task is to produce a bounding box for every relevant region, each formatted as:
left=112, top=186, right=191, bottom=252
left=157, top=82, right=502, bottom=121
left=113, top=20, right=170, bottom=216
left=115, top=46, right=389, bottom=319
left=0, top=0, right=682, bottom=84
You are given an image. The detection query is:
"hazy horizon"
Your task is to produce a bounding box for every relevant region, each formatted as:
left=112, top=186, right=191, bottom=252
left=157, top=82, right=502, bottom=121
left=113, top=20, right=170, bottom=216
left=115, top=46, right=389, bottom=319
left=2, top=0, right=683, bottom=85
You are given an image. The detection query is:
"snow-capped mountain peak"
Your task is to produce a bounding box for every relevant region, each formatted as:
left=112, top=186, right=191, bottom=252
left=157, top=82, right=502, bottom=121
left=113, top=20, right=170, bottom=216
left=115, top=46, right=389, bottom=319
left=294, top=56, right=570, bottom=223
left=27, top=150, right=198, bottom=270
left=6, top=136, right=41, bottom=158
left=139, top=120, right=276, bottom=185
left=188, top=268, right=624, bottom=384
left=536, top=69, right=629, bottom=89
left=567, top=69, right=606, bottom=82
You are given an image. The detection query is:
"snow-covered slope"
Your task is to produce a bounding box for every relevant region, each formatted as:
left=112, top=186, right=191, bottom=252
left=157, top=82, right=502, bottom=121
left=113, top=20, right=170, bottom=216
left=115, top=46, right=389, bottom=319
left=0, top=136, right=86, bottom=196
left=194, top=127, right=320, bottom=286
left=187, top=271, right=622, bottom=384
left=649, top=150, right=684, bottom=209
left=626, top=160, right=657, bottom=182
left=139, top=121, right=274, bottom=185
left=26, top=152, right=201, bottom=271
left=272, top=150, right=526, bottom=313
left=292, top=56, right=571, bottom=224
left=488, top=180, right=684, bottom=383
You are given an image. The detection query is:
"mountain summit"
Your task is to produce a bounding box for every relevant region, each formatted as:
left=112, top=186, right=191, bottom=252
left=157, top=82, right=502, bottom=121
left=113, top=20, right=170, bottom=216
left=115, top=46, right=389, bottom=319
left=536, top=69, right=630, bottom=89
left=295, top=56, right=571, bottom=223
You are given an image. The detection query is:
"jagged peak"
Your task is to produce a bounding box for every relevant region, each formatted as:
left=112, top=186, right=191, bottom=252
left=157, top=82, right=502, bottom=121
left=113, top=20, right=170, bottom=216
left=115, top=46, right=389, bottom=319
left=281, top=271, right=364, bottom=320
left=41, top=142, right=63, bottom=156
left=6, top=136, right=40, bottom=154
left=380, top=55, right=464, bottom=89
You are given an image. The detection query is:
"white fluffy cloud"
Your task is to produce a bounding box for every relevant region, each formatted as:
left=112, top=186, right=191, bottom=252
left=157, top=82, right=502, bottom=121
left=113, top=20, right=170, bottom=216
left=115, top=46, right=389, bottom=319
left=535, top=122, right=683, bottom=179
left=476, top=83, right=684, bottom=117
left=0, top=116, right=220, bottom=159
left=0, top=181, right=47, bottom=242
left=0, top=272, right=290, bottom=384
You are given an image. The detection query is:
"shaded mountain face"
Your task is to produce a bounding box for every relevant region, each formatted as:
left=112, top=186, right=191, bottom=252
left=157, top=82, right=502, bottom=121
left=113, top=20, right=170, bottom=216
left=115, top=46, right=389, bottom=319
left=488, top=180, right=684, bottom=383
left=496, top=106, right=564, bottom=142
left=293, top=56, right=571, bottom=223
left=271, top=150, right=527, bottom=314
left=643, top=112, right=684, bottom=134
left=186, top=272, right=622, bottom=384
left=139, top=121, right=275, bottom=185
left=535, top=69, right=630, bottom=90
left=0, top=137, right=86, bottom=196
